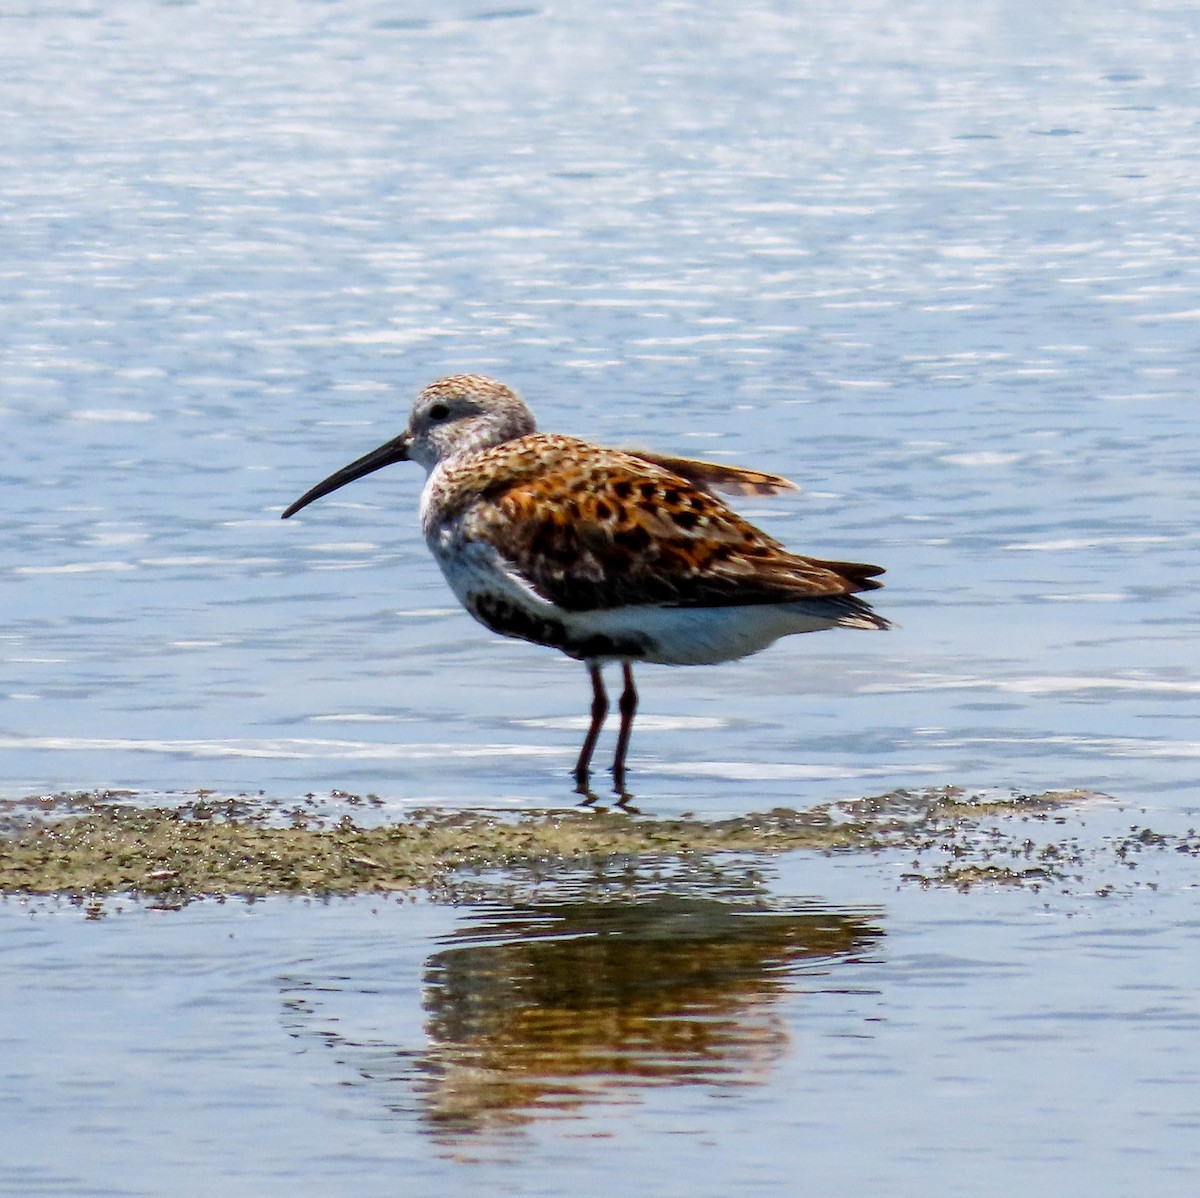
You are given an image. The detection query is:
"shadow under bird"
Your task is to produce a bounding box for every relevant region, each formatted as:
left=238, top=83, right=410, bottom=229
left=282, top=374, right=890, bottom=797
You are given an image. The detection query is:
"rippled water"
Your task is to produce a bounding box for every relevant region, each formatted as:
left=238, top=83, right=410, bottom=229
left=6, top=0, right=1200, bottom=809
left=4, top=853, right=1198, bottom=1197
left=4, top=0, right=1200, bottom=1193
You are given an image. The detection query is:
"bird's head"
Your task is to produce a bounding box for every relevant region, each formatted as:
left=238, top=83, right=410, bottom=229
left=405, top=375, right=536, bottom=470
left=281, top=374, right=535, bottom=519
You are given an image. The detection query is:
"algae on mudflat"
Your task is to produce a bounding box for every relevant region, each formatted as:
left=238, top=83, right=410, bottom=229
left=0, top=786, right=1119, bottom=905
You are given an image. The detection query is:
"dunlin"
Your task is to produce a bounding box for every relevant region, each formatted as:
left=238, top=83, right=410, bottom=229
left=282, top=375, right=890, bottom=796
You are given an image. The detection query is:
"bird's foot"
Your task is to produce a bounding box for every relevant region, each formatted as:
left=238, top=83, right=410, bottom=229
left=574, top=769, right=601, bottom=806
left=611, top=789, right=639, bottom=813
left=573, top=769, right=638, bottom=812
left=610, top=766, right=638, bottom=812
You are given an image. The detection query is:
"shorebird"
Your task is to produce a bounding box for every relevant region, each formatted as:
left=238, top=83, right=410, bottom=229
left=282, top=375, right=890, bottom=796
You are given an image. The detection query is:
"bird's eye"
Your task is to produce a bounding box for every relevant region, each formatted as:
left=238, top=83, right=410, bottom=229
left=428, top=403, right=450, bottom=421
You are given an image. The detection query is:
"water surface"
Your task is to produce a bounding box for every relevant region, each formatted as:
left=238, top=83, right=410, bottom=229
left=3, top=0, right=1200, bottom=1193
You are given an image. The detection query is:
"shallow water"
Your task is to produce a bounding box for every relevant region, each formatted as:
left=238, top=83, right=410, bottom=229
left=3, top=847, right=1198, bottom=1197
left=4, top=0, right=1200, bottom=1193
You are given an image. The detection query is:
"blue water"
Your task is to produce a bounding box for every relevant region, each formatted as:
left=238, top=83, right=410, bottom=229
left=3, top=0, right=1200, bottom=1193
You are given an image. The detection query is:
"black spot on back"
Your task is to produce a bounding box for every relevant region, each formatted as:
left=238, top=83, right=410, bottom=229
left=614, top=525, right=653, bottom=552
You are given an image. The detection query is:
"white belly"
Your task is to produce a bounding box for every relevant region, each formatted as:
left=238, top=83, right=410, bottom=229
left=568, top=601, right=841, bottom=665
left=426, top=530, right=841, bottom=666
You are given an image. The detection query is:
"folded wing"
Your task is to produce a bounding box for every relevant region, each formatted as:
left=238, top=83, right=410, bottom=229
left=623, top=449, right=798, bottom=497
left=461, top=441, right=885, bottom=616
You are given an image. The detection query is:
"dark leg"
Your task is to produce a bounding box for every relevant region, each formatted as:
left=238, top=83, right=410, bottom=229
left=574, top=663, right=608, bottom=792
left=611, top=662, right=638, bottom=795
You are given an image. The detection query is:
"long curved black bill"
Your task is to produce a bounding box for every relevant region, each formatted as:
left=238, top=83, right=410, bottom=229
left=281, top=431, right=412, bottom=519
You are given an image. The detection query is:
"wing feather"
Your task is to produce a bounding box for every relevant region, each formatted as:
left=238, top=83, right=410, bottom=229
left=622, top=450, right=798, bottom=497
left=455, top=437, right=884, bottom=614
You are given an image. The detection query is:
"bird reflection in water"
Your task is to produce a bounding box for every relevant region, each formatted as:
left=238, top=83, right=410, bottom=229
left=283, top=893, right=882, bottom=1142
